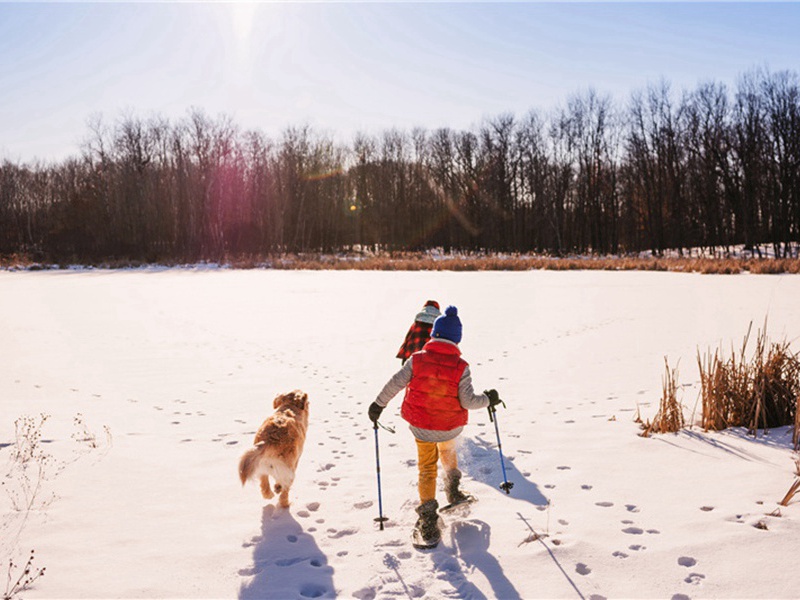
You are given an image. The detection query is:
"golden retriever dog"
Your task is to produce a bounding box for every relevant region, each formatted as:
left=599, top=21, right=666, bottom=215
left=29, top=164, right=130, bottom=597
left=238, top=390, right=309, bottom=508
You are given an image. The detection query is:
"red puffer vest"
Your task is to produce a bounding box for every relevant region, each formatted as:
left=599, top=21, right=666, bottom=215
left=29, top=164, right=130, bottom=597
left=401, top=340, right=469, bottom=430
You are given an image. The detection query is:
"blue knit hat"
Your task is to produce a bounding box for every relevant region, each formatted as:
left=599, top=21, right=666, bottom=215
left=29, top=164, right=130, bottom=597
left=431, top=305, right=462, bottom=344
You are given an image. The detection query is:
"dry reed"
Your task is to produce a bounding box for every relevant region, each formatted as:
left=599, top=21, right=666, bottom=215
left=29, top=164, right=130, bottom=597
left=5, top=252, right=800, bottom=274
left=778, top=457, right=800, bottom=507
left=698, top=323, right=800, bottom=435
left=641, top=358, right=685, bottom=436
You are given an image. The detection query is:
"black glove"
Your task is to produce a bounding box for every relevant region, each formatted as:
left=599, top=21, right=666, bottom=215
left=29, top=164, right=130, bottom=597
left=368, top=402, right=384, bottom=423
left=484, top=389, right=502, bottom=408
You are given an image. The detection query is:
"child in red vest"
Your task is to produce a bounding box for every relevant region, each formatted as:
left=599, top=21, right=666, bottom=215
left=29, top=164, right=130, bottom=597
left=369, top=305, right=502, bottom=544
left=396, top=300, right=441, bottom=364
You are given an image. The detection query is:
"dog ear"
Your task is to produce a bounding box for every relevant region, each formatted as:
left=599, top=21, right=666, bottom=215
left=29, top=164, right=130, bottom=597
left=273, top=394, right=284, bottom=409
left=295, top=391, right=308, bottom=410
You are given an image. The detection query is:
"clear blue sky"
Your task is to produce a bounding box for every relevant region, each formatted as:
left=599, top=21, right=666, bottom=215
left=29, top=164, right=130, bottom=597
left=2, top=2, right=799, bottom=163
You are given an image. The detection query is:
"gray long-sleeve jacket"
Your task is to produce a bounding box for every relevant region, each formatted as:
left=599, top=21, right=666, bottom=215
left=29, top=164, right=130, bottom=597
left=374, top=340, right=490, bottom=442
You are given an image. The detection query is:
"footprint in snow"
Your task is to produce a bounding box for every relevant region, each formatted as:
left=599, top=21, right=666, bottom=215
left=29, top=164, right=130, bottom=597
left=625, top=504, right=640, bottom=513
left=299, top=583, right=329, bottom=598
left=622, top=526, right=644, bottom=535
left=353, top=501, right=373, bottom=510
left=557, top=466, right=571, bottom=471
left=575, top=563, right=591, bottom=576
left=678, top=556, right=697, bottom=567
left=596, top=501, right=614, bottom=508
left=581, top=484, right=593, bottom=490
left=612, top=551, right=628, bottom=559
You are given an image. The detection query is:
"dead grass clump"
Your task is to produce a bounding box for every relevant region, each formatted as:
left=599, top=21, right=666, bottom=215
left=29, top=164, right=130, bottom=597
left=698, top=323, right=800, bottom=434
left=641, top=358, right=685, bottom=437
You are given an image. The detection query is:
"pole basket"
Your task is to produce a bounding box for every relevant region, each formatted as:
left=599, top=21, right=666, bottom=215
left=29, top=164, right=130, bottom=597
left=500, top=481, right=514, bottom=494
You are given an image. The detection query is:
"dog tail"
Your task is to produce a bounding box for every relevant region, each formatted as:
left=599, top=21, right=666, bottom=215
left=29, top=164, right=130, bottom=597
left=238, top=443, right=265, bottom=485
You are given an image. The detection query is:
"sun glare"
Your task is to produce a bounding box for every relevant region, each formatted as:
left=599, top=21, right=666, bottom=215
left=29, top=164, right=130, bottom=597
left=231, top=2, right=258, bottom=46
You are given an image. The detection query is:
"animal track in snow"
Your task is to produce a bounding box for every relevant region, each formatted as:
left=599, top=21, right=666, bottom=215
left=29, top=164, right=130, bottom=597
left=684, top=572, right=706, bottom=585
left=353, top=501, right=373, bottom=510
left=326, top=527, right=357, bottom=539
left=612, top=551, right=628, bottom=559
left=557, top=466, right=571, bottom=471
left=596, top=501, right=614, bottom=507
left=678, top=556, right=697, bottom=567
left=306, top=502, right=320, bottom=512
left=575, top=563, right=592, bottom=576
left=623, top=527, right=644, bottom=535
left=581, top=484, right=593, bottom=490
left=628, top=544, right=646, bottom=551
left=625, top=504, right=640, bottom=513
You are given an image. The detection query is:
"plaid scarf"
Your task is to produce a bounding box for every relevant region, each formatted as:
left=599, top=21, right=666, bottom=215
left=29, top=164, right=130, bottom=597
left=396, top=321, right=433, bottom=362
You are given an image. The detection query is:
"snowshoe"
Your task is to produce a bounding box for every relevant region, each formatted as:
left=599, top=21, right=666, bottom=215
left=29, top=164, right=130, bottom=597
left=411, top=500, right=442, bottom=550
left=411, top=516, right=444, bottom=549
left=439, top=493, right=477, bottom=514
left=441, top=468, right=475, bottom=513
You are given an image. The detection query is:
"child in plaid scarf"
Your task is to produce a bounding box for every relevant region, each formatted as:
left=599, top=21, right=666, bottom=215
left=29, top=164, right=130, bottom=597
left=396, top=300, right=441, bottom=364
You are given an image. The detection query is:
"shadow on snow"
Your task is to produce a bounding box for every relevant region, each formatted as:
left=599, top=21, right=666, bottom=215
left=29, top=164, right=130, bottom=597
left=436, top=518, right=522, bottom=600
left=239, top=505, right=336, bottom=599
left=459, top=436, right=550, bottom=507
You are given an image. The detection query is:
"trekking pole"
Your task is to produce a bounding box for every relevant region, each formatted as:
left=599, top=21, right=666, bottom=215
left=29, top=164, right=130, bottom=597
left=488, top=403, right=514, bottom=494
left=372, top=420, right=394, bottom=530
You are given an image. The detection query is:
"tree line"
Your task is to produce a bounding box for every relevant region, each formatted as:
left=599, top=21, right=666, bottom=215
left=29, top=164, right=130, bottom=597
left=1, top=67, right=799, bottom=263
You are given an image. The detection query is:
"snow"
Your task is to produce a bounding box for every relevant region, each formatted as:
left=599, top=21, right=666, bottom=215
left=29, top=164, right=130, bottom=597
left=2, top=268, right=799, bottom=599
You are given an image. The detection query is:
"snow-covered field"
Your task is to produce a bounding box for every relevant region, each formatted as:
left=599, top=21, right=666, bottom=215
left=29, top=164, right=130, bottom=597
left=2, top=268, right=799, bottom=599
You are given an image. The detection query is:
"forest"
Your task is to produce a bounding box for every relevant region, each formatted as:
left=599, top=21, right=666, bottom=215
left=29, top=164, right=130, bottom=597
left=1, top=67, right=799, bottom=264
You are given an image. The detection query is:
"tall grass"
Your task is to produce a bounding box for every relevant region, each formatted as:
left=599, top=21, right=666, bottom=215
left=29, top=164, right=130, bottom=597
left=698, top=323, right=800, bottom=435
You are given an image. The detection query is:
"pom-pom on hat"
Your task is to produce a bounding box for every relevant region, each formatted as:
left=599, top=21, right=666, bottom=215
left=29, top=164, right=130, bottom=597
left=415, top=300, right=441, bottom=325
left=431, top=305, right=462, bottom=344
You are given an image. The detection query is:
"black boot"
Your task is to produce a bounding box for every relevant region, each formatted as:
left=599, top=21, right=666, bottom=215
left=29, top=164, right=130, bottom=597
left=412, top=499, right=441, bottom=548
left=444, top=469, right=471, bottom=505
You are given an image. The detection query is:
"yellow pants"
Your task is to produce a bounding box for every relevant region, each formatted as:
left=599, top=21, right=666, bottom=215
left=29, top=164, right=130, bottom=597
left=415, top=438, right=458, bottom=503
